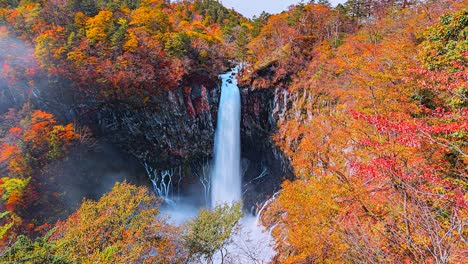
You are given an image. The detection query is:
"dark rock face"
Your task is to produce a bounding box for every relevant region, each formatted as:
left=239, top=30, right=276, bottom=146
left=79, top=77, right=293, bottom=210
left=25, top=69, right=292, bottom=210
left=240, top=86, right=293, bottom=212
left=86, top=83, right=220, bottom=169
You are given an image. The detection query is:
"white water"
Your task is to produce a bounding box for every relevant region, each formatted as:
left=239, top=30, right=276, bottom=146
left=211, top=67, right=242, bottom=208
left=160, top=67, right=275, bottom=263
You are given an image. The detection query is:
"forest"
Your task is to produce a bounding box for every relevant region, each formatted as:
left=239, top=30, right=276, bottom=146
left=0, top=0, right=467, bottom=263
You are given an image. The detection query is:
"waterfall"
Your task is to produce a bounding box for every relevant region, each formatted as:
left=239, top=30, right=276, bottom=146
left=211, top=67, right=241, bottom=208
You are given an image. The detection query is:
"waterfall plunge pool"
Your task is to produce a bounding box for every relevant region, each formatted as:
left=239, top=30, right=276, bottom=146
left=159, top=67, right=275, bottom=263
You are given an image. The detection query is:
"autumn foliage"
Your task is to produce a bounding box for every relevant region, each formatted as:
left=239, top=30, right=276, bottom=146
left=0, top=0, right=467, bottom=262
left=256, top=1, right=468, bottom=263
left=50, top=182, right=185, bottom=263
left=1, top=0, right=249, bottom=103
left=0, top=110, right=80, bottom=246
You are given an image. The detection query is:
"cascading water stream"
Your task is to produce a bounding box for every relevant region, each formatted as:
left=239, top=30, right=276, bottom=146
left=211, top=67, right=242, bottom=208
left=161, top=67, right=275, bottom=262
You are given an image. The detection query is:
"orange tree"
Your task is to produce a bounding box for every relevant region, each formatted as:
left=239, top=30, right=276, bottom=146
left=261, top=1, right=467, bottom=263
left=0, top=110, right=80, bottom=247
left=0, top=0, right=249, bottom=104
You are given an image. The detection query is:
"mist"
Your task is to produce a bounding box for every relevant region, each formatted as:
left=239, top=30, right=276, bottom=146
left=0, top=30, right=37, bottom=112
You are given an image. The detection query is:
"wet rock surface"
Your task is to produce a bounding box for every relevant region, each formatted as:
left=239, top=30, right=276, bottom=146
left=27, top=70, right=292, bottom=210
left=240, top=85, right=293, bottom=212
left=86, top=83, right=219, bottom=169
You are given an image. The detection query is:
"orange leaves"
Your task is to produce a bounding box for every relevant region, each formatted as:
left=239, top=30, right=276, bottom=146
left=1, top=110, right=79, bottom=192
left=0, top=144, right=20, bottom=163
left=53, top=124, right=79, bottom=144
left=248, top=12, right=293, bottom=66
left=0, top=110, right=82, bottom=244
left=2, top=0, right=241, bottom=104
left=30, top=110, right=55, bottom=125
left=23, top=110, right=56, bottom=149
left=5, top=192, right=22, bottom=211
left=21, top=111, right=80, bottom=162
left=263, top=177, right=348, bottom=263
left=0, top=177, right=29, bottom=210
left=262, top=2, right=467, bottom=263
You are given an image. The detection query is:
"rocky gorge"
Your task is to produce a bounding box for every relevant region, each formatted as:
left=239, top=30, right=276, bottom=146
left=35, top=70, right=294, bottom=210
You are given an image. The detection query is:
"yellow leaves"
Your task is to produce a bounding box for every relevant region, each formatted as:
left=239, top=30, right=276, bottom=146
left=0, top=177, right=29, bottom=203
left=34, top=27, right=67, bottom=70
left=86, top=10, right=114, bottom=43
left=51, top=124, right=79, bottom=143
left=130, top=6, right=155, bottom=27
left=74, top=11, right=88, bottom=28
left=189, top=20, right=207, bottom=33
left=129, top=6, right=170, bottom=33
left=53, top=182, right=182, bottom=263
left=67, top=50, right=86, bottom=66
left=140, top=0, right=166, bottom=8
left=240, top=22, right=253, bottom=31
left=177, top=20, right=190, bottom=30
left=123, top=31, right=138, bottom=52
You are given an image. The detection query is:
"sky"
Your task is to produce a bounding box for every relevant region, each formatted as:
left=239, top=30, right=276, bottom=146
left=220, top=0, right=347, bottom=18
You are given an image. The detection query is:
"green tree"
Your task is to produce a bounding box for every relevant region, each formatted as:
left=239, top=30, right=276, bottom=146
left=0, top=229, right=70, bottom=264
left=183, top=202, right=244, bottom=264
left=420, top=8, right=468, bottom=70
left=234, top=25, right=250, bottom=62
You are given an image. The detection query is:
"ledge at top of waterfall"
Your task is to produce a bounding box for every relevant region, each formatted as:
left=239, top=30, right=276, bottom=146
left=211, top=67, right=242, bottom=208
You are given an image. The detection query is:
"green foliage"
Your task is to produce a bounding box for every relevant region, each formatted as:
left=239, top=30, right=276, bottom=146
left=343, top=0, right=372, bottom=19
left=183, top=202, right=244, bottom=263
left=110, top=18, right=128, bottom=49
left=450, top=87, right=468, bottom=109
left=164, top=32, right=191, bottom=58
left=411, top=88, right=437, bottom=110
left=288, top=3, right=306, bottom=26
left=0, top=229, right=71, bottom=264
left=0, top=0, right=18, bottom=8
left=234, top=25, right=250, bottom=61
left=76, top=0, right=98, bottom=16
left=193, top=0, right=244, bottom=27
left=0, top=177, right=29, bottom=201
left=421, top=8, right=468, bottom=70
left=0, top=211, right=14, bottom=238
left=251, top=11, right=270, bottom=38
